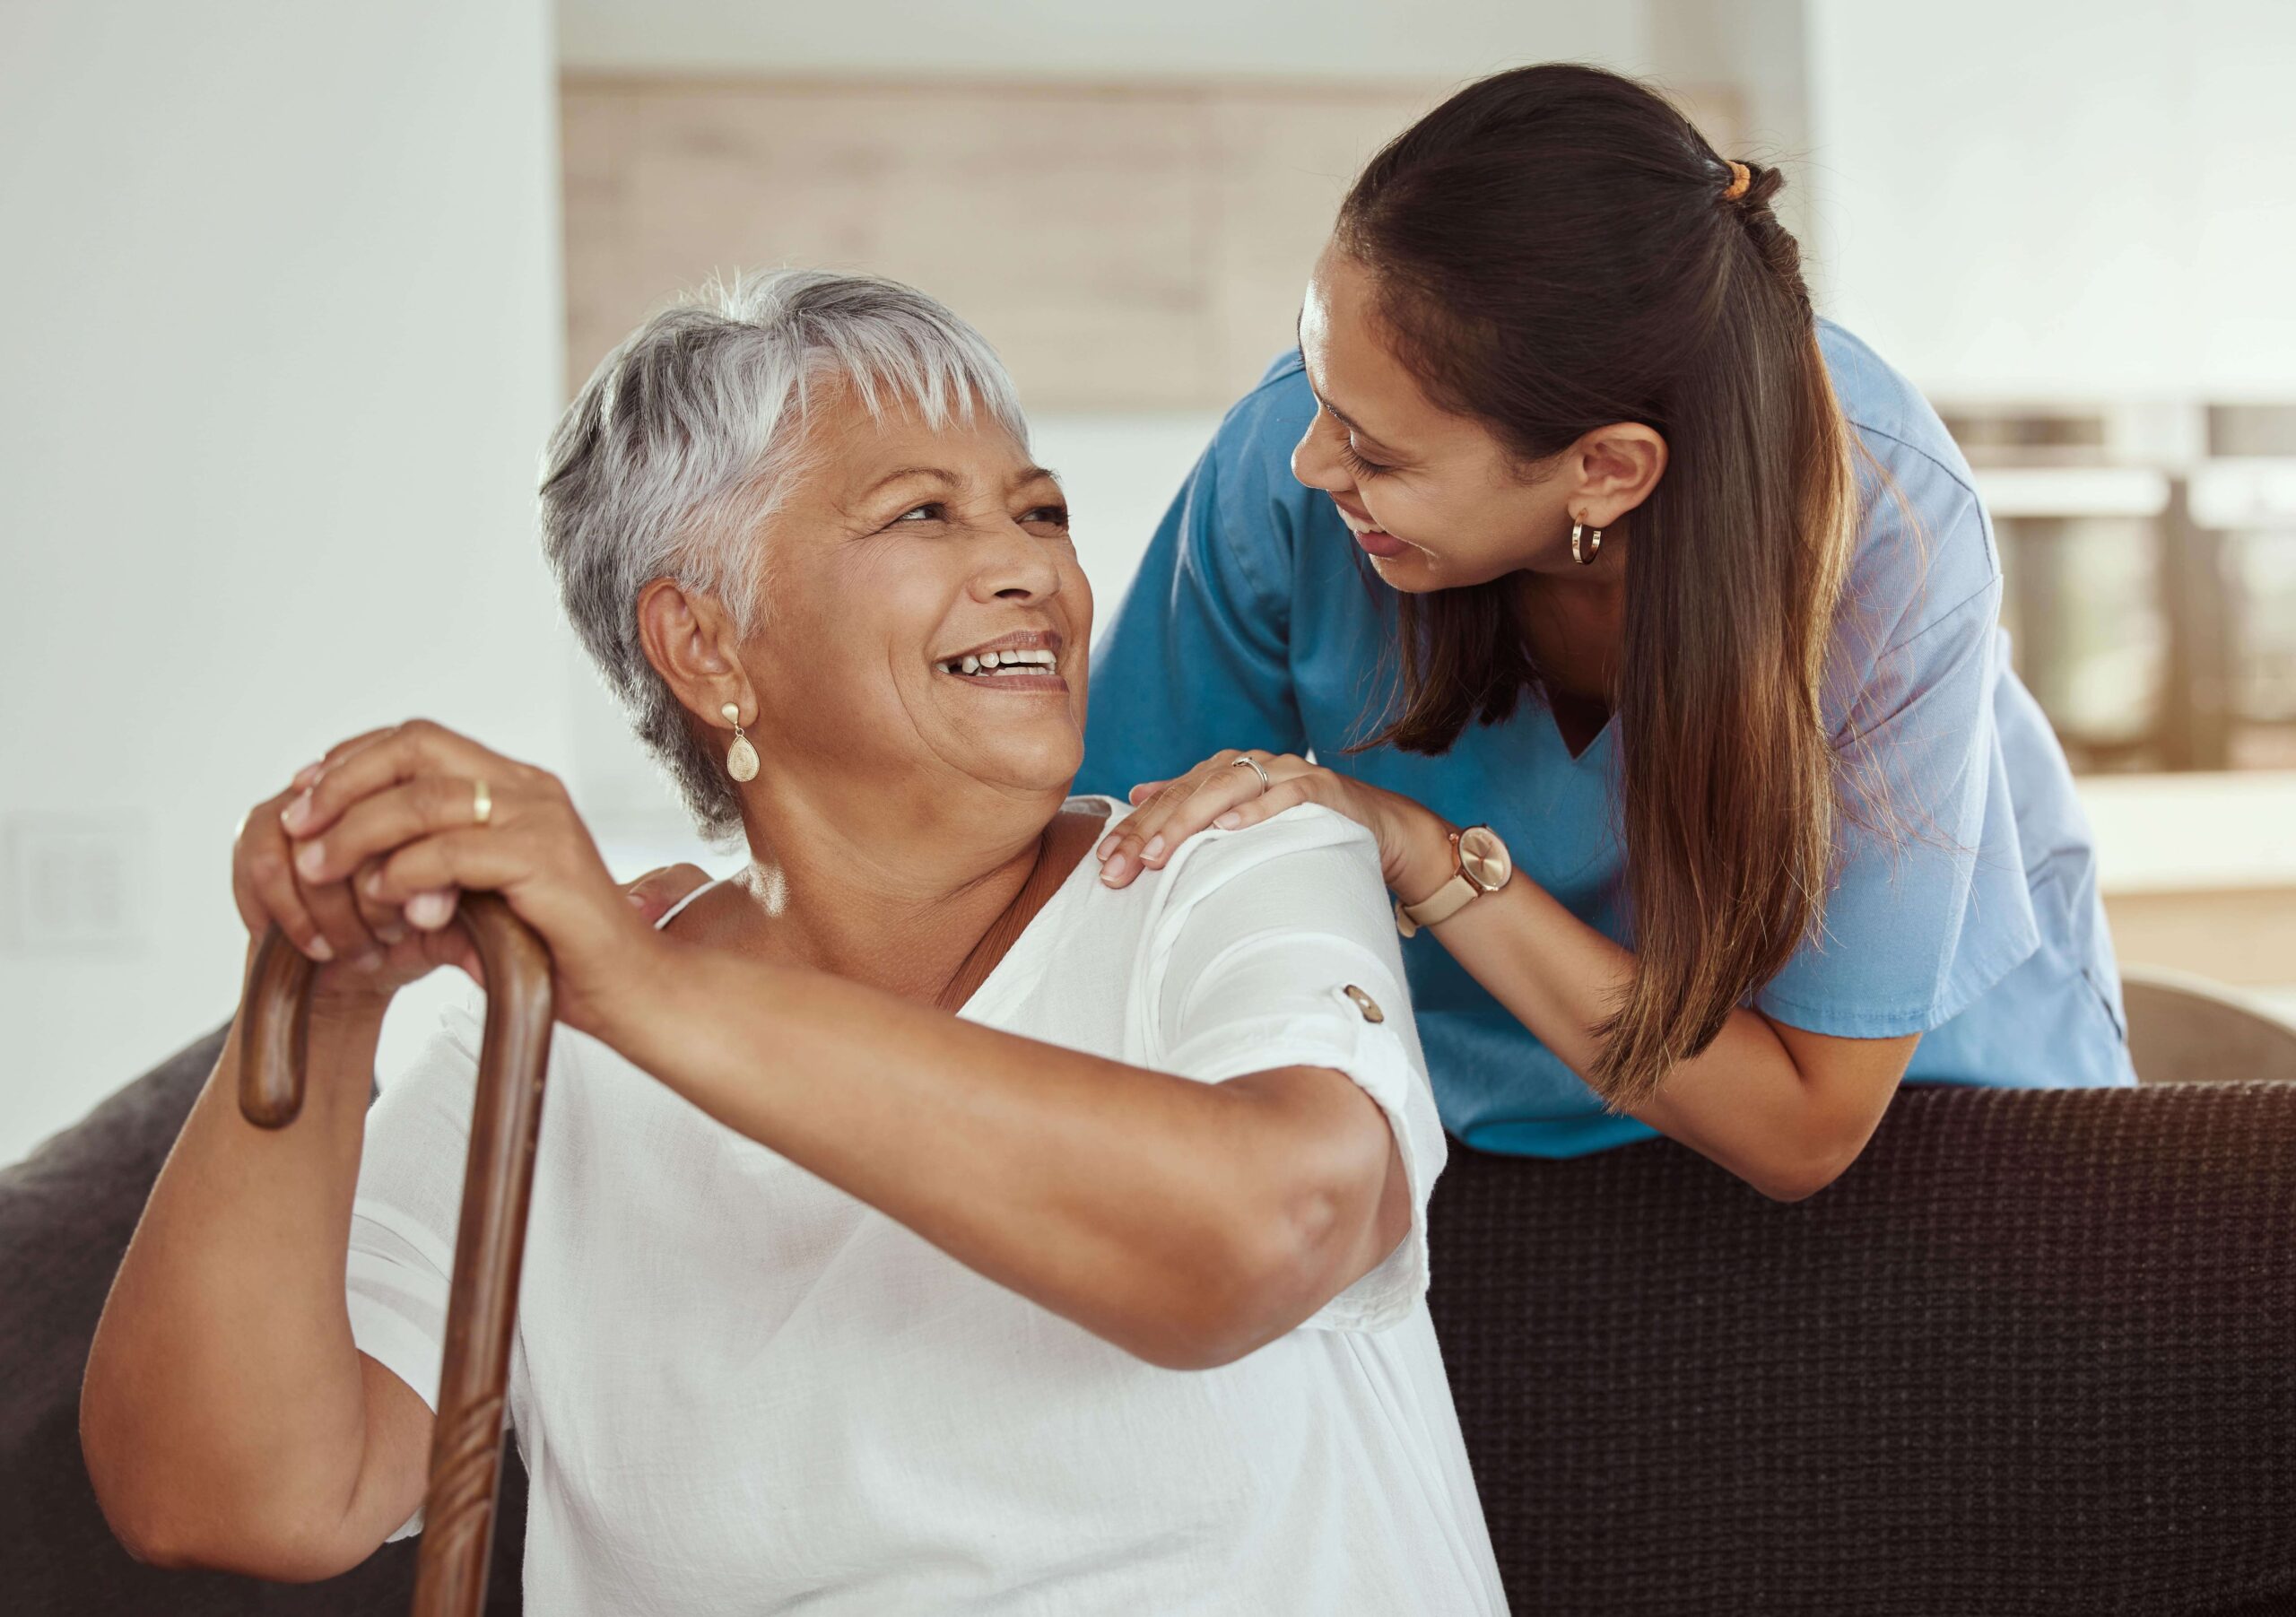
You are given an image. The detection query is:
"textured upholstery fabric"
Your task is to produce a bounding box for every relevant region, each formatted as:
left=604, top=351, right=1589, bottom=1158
left=0, top=1025, right=523, bottom=1616
left=1425, top=1082, right=2296, bottom=1616
left=5, top=1031, right=2291, bottom=1614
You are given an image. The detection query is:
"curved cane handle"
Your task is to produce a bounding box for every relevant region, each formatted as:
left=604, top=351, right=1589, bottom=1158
left=239, top=892, right=554, bottom=1617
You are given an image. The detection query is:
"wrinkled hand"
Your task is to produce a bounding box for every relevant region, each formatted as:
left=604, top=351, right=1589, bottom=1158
left=261, top=719, right=673, bottom=1039
left=233, top=754, right=448, bottom=1011
left=1093, top=748, right=1454, bottom=900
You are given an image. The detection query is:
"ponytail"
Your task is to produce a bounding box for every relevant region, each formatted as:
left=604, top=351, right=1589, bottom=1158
left=1338, top=65, right=1853, bottom=1107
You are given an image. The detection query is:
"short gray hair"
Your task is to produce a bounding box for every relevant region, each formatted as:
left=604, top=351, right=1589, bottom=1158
left=540, top=269, right=1030, bottom=845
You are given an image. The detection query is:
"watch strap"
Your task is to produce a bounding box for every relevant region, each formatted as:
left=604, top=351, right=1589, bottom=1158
left=1396, top=823, right=1517, bottom=937
left=1396, top=873, right=1479, bottom=937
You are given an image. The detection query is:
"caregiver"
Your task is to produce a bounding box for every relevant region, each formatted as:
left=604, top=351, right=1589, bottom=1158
left=1084, top=63, right=2135, bottom=1198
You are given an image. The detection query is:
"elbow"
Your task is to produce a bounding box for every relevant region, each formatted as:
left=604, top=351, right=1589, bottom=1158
left=1752, top=1165, right=1832, bottom=1204
left=100, top=1502, right=203, bottom=1575
left=81, top=1371, right=175, bottom=1567
left=81, top=1389, right=361, bottom=1582
left=1748, top=1132, right=1869, bottom=1204
left=1115, top=1243, right=1281, bottom=1372
left=93, top=1491, right=361, bottom=1583
left=1123, top=1189, right=1353, bottom=1372
left=83, top=1424, right=201, bottom=1572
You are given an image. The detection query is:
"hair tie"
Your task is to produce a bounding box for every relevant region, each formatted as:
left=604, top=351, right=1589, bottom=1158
left=1721, top=161, right=1752, bottom=203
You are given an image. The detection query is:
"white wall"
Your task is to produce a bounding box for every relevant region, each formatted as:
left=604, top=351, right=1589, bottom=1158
left=558, top=0, right=1651, bottom=81
left=0, top=1, right=565, bottom=1166
left=1806, top=0, right=2296, bottom=399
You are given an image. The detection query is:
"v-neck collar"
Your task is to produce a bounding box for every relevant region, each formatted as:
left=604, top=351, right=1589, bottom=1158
left=1544, top=697, right=1619, bottom=766
left=952, top=804, right=1110, bottom=1022
left=648, top=799, right=1109, bottom=1022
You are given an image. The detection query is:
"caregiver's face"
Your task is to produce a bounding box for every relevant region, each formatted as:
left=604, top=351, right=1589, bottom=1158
left=1292, top=244, right=1576, bottom=592
left=750, top=382, right=1090, bottom=802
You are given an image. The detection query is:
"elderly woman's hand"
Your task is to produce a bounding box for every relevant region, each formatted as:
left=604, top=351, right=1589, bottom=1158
left=266, top=719, right=668, bottom=1039
left=1095, top=749, right=1456, bottom=901
left=232, top=759, right=451, bottom=1010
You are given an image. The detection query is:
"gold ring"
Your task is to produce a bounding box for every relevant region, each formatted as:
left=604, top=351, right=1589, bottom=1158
left=1230, top=754, right=1273, bottom=796
left=472, top=778, right=492, bottom=827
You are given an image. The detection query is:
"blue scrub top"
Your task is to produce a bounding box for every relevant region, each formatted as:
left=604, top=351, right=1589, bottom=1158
left=1079, top=319, right=2136, bottom=1157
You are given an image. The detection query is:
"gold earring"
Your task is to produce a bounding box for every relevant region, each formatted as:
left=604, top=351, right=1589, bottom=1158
left=721, top=702, right=759, bottom=783
left=1570, top=517, right=1604, bottom=567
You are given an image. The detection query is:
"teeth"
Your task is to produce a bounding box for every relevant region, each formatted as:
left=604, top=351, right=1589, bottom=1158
left=937, top=647, right=1058, bottom=677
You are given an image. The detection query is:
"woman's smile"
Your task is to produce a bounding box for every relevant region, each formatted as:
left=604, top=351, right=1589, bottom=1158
left=932, top=628, right=1069, bottom=693
left=1330, top=498, right=1417, bottom=561
left=1350, top=523, right=1412, bottom=560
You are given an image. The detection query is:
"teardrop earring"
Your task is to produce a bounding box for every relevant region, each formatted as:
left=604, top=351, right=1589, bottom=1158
left=722, top=702, right=759, bottom=783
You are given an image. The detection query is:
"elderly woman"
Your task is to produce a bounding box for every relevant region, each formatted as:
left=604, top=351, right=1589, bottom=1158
left=81, top=271, right=1504, bottom=1613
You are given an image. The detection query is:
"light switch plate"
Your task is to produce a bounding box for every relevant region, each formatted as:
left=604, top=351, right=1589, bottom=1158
left=3, top=813, right=152, bottom=952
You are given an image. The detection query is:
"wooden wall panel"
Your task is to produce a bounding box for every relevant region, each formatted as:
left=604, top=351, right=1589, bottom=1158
left=562, top=74, right=1744, bottom=411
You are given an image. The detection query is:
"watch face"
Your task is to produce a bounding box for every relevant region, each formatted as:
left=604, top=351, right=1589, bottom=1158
left=1457, top=825, right=1513, bottom=892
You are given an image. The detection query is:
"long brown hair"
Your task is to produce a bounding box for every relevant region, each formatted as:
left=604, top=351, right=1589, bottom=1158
left=1337, top=64, right=1855, bottom=1108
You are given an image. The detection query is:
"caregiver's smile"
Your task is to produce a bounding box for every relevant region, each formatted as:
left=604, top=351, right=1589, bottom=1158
left=1329, top=497, right=1413, bottom=561
left=1289, top=242, right=1629, bottom=593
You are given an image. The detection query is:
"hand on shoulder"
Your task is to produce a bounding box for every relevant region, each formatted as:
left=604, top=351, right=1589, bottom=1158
left=1094, top=749, right=1453, bottom=902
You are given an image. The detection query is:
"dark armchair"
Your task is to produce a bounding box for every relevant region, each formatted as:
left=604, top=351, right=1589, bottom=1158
left=5, top=1029, right=2292, bottom=1614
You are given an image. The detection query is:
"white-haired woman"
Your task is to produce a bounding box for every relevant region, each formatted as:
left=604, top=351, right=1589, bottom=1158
left=82, top=271, right=1506, bottom=1613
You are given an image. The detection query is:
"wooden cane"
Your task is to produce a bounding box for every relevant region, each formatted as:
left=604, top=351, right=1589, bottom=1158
left=240, top=892, right=554, bottom=1617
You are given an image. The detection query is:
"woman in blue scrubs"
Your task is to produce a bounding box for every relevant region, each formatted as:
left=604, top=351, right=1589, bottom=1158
left=1084, top=63, right=2134, bottom=1198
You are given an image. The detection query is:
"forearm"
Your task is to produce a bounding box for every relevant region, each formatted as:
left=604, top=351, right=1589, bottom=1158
left=605, top=943, right=1387, bottom=1367
left=1423, top=864, right=1871, bottom=1195
left=83, top=961, right=388, bottom=1571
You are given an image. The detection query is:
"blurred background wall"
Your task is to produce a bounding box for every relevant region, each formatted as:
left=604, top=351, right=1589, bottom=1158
left=3, top=0, right=2292, bottom=1164
left=0, top=0, right=564, bottom=1161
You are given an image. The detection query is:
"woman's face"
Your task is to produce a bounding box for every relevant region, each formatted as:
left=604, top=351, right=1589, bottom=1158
left=1291, top=243, right=1660, bottom=591
left=741, top=382, right=1091, bottom=810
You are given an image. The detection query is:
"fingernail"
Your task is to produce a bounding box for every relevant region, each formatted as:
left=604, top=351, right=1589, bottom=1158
left=294, top=839, right=326, bottom=879
left=1096, top=835, right=1118, bottom=860
left=355, top=950, right=383, bottom=972
left=280, top=790, right=313, bottom=831
left=291, top=761, right=322, bottom=791
left=376, top=921, right=406, bottom=943
left=1142, top=835, right=1165, bottom=863
left=1100, top=853, right=1132, bottom=885
left=626, top=891, right=650, bottom=908
left=306, top=936, right=334, bottom=961
left=408, top=891, right=455, bottom=928
left=1215, top=812, right=1242, bottom=830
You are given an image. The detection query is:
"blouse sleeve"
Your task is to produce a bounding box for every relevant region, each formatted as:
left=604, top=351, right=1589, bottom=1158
left=343, top=983, right=488, bottom=1541
left=1137, top=805, right=1448, bottom=1334
left=1755, top=484, right=2041, bottom=1037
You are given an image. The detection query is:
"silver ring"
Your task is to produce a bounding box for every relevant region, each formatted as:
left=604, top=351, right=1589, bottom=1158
left=1230, top=754, right=1272, bottom=796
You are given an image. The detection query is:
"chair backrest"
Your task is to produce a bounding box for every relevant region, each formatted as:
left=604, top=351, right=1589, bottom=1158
left=1425, top=1082, right=2296, bottom=1617
left=0, top=1029, right=526, bottom=1617
left=18, top=1031, right=2296, bottom=1616
left=2122, top=966, right=2296, bottom=1084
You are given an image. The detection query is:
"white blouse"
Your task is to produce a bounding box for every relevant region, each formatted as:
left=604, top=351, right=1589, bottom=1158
left=344, top=798, right=1507, bottom=1614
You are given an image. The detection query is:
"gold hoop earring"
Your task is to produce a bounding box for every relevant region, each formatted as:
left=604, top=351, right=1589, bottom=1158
left=722, top=702, right=760, bottom=783
left=1570, top=518, right=1604, bottom=567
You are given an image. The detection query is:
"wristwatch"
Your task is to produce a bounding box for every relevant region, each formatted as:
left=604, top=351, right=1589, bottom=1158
left=1395, top=824, right=1515, bottom=937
